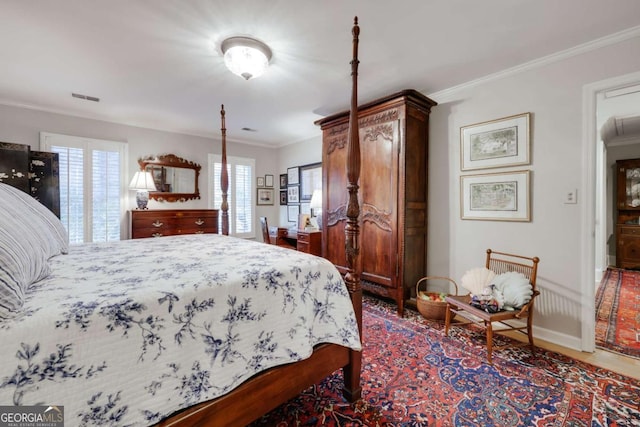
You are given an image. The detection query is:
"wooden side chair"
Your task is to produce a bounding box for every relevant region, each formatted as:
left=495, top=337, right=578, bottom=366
left=259, top=217, right=272, bottom=244
left=444, top=249, right=540, bottom=364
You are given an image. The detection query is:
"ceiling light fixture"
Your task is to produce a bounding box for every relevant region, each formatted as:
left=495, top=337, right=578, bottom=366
left=221, top=36, right=272, bottom=80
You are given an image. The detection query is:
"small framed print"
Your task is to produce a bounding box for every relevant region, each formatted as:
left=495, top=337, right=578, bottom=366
left=460, top=112, right=531, bottom=171
left=279, top=174, right=287, bottom=188
left=279, top=190, right=287, bottom=205
left=460, top=170, right=530, bottom=221
left=287, top=167, right=300, bottom=185
left=257, top=176, right=265, bottom=188
left=256, top=188, right=274, bottom=205
left=265, top=174, right=274, bottom=187
left=300, top=202, right=311, bottom=215
left=287, top=204, right=300, bottom=222
left=287, top=185, right=299, bottom=203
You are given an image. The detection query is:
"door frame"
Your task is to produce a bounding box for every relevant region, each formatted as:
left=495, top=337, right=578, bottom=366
left=582, top=70, right=640, bottom=352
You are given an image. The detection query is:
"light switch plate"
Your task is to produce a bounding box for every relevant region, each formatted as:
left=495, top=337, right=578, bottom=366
left=565, top=189, right=578, bottom=204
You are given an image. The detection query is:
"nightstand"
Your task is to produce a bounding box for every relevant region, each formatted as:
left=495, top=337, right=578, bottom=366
left=295, top=230, right=322, bottom=256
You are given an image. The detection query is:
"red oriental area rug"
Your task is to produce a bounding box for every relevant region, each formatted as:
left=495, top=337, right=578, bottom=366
left=596, top=267, right=640, bottom=359
left=252, top=295, right=640, bottom=426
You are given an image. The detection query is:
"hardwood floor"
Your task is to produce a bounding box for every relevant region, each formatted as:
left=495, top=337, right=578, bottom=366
left=535, top=338, right=640, bottom=380
left=502, top=331, right=640, bottom=380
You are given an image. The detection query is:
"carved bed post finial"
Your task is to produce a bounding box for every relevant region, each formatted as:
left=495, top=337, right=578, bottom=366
left=342, top=15, right=362, bottom=402
left=220, top=104, right=229, bottom=236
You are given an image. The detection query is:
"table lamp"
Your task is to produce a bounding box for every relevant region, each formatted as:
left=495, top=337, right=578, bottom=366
left=309, top=189, right=323, bottom=230
left=129, top=171, right=157, bottom=210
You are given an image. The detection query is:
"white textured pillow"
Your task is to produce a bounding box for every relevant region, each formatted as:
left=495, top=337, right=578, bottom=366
left=0, top=183, right=68, bottom=256
left=492, top=271, right=533, bottom=309
left=0, top=229, right=31, bottom=319
left=0, top=183, right=61, bottom=319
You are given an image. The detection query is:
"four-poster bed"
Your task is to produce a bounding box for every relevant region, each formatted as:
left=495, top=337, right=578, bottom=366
left=0, top=17, right=364, bottom=427
left=156, top=17, right=364, bottom=426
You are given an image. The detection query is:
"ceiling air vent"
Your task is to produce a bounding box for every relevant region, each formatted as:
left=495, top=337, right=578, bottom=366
left=72, top=93, right=100, bottom=102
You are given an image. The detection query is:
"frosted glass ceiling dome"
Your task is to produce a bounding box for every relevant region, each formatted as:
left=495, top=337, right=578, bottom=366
left=221, top=36, right=272, bottom=80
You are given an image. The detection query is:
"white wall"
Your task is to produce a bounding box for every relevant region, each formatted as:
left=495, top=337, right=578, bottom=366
left=0, top=104, right=280, bottom=238
left=429, top=34, right=640, bottom=346
left=274, top=134, right=323, bottom=227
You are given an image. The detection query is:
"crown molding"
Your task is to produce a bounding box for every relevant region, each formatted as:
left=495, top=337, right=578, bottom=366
left=428, top=25, right=640, bottom=102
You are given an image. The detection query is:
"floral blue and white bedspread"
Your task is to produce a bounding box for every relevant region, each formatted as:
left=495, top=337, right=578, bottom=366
left=0, top=234, right=361, bottom=426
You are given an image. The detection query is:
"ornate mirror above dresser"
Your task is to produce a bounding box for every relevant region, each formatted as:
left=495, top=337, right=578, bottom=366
left=138, top=154, right=200, bottom=202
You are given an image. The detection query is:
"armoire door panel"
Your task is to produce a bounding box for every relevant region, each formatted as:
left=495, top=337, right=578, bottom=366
left=360, top=218, right=393, bottom=284
left=359, top=120, right=399, bottom=287
left=323, top=126, right=348, bottom=269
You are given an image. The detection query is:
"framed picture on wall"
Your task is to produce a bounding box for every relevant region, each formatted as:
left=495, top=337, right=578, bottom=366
left=257, top=176, right=265, bottom=188
left=256, top=188, right=274, bottom=205
left=287, top=204, right=300, bottom=222
left=265, top=174, right=274, bottom=187
left=299, top=162, right=322, bottom=201
left=460, top=170, right=530, bottom=221
left=279, top=174, right=287, bottom=188
left=287, top=167, right=300, bottom=185
left=460, top=112, right=530, bottom=171
left=287, top=185, right=299, bottom=203
left=279, top=190, right=287, bottom=205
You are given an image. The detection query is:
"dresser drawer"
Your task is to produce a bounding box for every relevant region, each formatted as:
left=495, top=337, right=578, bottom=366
left=297, top=232, right=310, bottom=243
left=132, top=217, right=179, bottom=230
left=619, top=226, right=640, bottom=236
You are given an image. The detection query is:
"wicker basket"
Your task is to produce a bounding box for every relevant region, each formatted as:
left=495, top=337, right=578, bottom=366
left=416, top=276, right=459, bottom=320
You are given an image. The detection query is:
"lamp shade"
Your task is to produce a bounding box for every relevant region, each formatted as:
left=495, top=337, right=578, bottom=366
left=129, top=171, right=157, bottom=191
left=221, top=36, right=272, bottom=80
left=309, top=189, right=322, bottom=210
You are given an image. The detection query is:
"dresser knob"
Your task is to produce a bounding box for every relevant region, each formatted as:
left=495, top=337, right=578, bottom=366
left=152, top=233, right=163, bottom=238
left=195, top=231, right=204, bottom=234
left=152, top=221, right=163, bottom=227
left=195, top=219, right=205, bottom=226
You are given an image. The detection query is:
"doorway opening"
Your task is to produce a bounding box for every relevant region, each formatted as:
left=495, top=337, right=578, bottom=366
left=587, top=71, right=640, bottom=360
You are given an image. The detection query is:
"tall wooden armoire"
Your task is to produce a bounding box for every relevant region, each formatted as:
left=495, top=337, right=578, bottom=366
left=316, top=89, right=436, bottom=315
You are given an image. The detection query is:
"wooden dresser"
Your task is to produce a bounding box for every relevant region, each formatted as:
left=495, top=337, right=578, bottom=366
left=616, top=159, right=640, bottom=268
left=317, top=90, right=437, bottom=315
left=130, top=209, right=218, bottom=239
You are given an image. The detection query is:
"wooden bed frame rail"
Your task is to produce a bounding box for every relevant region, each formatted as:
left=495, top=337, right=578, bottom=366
left=156, top=17, right=363, bottom=427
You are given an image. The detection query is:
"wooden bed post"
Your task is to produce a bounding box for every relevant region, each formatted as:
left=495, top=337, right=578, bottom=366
left=220, top=104, right=229, bottom=235
left=342, top=16, right=363, bottom=402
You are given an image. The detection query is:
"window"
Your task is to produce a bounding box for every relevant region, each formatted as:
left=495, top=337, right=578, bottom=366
left=41, top=132, right=127, bottom=244
left=209, top=154, right=255, bottom=238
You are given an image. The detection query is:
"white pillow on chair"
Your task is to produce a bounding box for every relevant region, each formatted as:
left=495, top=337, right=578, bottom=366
left=492, top=271, right=533, bottom=309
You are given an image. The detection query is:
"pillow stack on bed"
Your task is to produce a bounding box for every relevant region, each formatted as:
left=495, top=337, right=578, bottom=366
left=0, top=183, right=68, bottom=319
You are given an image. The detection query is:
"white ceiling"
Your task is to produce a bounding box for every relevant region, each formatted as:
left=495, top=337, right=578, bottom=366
left=1, top=0, right=640, bottom=147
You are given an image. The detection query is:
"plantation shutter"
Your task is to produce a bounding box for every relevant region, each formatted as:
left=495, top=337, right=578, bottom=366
left=41, top=132, right=127, bottom=243
left=209, top=154, right=255, bottom=238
